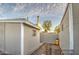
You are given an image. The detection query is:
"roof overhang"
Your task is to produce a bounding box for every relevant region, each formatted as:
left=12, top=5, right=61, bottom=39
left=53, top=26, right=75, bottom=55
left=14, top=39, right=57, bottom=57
left=0, top=18, right=40, bottom=30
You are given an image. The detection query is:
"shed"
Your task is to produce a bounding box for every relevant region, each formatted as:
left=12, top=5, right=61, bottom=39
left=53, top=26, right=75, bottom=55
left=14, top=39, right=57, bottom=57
left=0, top=18, right=41, bottom=55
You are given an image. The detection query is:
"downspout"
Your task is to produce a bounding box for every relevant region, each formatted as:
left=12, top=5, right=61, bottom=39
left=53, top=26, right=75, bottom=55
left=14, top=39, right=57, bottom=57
left=69, top=3, right=74, bottom=54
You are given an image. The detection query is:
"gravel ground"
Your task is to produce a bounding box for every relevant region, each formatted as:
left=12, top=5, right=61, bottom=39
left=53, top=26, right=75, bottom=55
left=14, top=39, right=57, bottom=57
left=31, top=43, right=63, bottom=55
left=0, top=43, right=63, bottom=55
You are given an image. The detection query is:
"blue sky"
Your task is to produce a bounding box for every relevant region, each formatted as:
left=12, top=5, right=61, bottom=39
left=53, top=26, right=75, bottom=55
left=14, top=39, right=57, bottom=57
left=0, top=3, right=67, bottom=31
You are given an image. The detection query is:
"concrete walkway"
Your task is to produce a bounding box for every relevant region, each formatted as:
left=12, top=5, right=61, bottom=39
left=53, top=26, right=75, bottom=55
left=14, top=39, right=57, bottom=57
left=31, top=43, right=63, bottom=55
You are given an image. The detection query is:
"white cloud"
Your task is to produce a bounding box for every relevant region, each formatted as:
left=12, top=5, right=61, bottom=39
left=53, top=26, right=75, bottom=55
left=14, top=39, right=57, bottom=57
left=0, top=3, right=67, bottom=21
left=13, top=3, right=27, bottom=12
left=27, top=6, right=41, bottom=16
left=0, top=4, right=4, bottom=14
left=0, top=3, right=2, bottom=6
left=12, top=3, right=67, bottom=18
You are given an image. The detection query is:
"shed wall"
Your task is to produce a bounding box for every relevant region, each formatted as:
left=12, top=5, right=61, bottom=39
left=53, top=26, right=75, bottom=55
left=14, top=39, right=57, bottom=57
left=72, top=4, right=79, bottom=54
left=24, top=24, right=40, bottom=55
left=0, top=22, right=21, bottom=54
left=59, top=6, right=70, bottom=54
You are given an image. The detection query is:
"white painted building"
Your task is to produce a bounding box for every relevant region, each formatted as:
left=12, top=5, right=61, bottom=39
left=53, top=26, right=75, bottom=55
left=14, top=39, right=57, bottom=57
left=59, top=4, right=79, bottom=54
left=0, top=18, right=41, bottom=55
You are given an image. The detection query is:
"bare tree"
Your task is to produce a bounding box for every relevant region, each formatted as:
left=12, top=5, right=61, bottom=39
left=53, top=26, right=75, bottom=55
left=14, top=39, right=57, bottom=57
left=42, top=20, right=52, bottom=32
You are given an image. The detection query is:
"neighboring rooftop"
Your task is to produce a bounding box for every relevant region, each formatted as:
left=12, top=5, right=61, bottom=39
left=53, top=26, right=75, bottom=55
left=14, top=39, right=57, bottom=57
left=0, top=18, right=40, bottom=30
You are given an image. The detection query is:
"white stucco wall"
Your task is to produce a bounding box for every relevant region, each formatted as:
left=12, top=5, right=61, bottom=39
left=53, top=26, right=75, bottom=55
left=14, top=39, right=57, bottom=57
left=59, top=6, right=70, bottom=54
left=24, top=24, right=40, bottom=55
left=72, top=4, right=79, bottom=54
left=40, top=32, right=58, bottom=43
left=0, top=22, right=21, bottom=55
